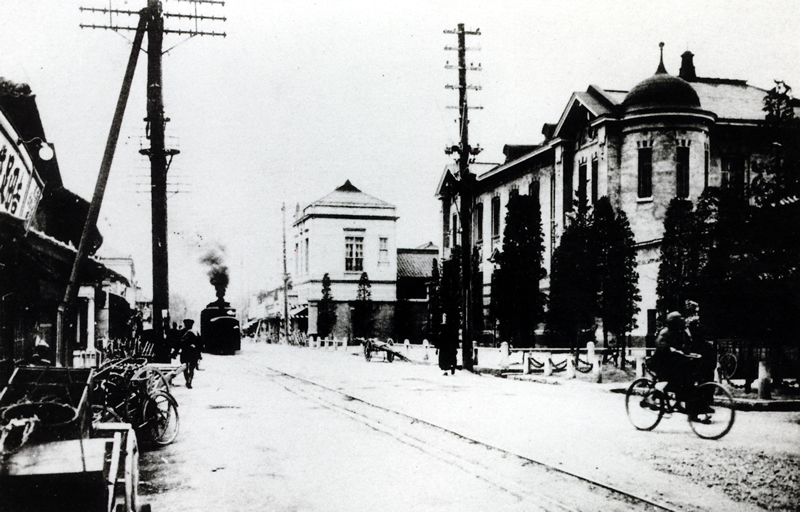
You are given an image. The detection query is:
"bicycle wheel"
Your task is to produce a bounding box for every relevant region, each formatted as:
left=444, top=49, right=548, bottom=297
left=688, top=382, right=735, bottom=440
left=364, top=344, right=372, bottom=362
left=386, top=351, right=395, bottom=363
left=625, top=378, right=664, bottom=431
left=718, top=353, right=737, bottom=380
left=140, top=391, right=180, bottom=446
left=132, top=365, right=170, bottom=395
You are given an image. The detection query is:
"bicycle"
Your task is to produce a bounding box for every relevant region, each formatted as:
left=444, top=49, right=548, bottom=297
left=716, top=341, right=738, bottom=380
left=92, top=358, right=180, bottom=446
left=625, top=355, right=735, bottom=440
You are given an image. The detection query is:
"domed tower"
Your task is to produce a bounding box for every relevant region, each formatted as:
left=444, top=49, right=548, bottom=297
left=618, top=43, right=716, bottom=243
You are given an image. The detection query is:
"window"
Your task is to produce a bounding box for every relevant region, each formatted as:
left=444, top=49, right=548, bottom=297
left=443, top=203, right=451, bottom=248
left=638, top=147, right=653, bottom=198
left=591, top=160, right=599, bottom=204
left=578, top=162, right=587, bottom=208
left=704, top=148, right=710, bottom=190
left=379, top=237, right=388, bottom=263
left=563, top=160, right=574, bottom=213
left=475, top=202, right=484, bottom=243
left=452, top=213, right=458, bottom=246
left=528, top=180, right=540, bottom=207
left=294, top=243, right=299, bottom=274
left=491, top=195, right=501, bottom=239
left=510, top=186, right=519, bottom=198
left=677, top=146, right=690, bottom=198
left=721, top=157, right=746, bottom=197
left=304, top=238, right=309, bottom=274
left=345, top=236, right=363, bottom=271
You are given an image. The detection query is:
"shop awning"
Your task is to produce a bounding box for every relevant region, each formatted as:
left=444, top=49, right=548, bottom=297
left=289, top=306, right=307, bottom=319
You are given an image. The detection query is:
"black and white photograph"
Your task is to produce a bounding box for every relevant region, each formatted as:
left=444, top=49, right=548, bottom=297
left=0, top=1, right=798, bottom=510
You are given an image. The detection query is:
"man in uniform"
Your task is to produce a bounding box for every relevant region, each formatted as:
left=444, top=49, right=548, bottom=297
left=172, top=319, right=202, bottom=389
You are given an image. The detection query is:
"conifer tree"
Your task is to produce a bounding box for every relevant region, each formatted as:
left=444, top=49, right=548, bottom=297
left=427, top=258, right=441, bottom=344
left=317, top=273, right=336, bottom=338
left=493, top=194, right=546, bottom=346
left=656, top=198, right=698, bottom=318
left=593, top=197, right=640, bottom=366
left=352, top=272, right=372, bottom=339
left=547, top=205, right=596, bottom=350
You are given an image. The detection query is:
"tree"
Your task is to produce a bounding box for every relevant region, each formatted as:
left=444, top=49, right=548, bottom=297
left=656, top=198, right=698, bottom=318
left=493, top=194, right=547, bottom=346
left=317, top=273, right=336, bottom=339
left=352, top=272, right=373, bottom=339
left=754, top=81, right=800, bottom=206
left=471, top=251, right=484, bottom=341
left=547, top=205, right=597, bottom=350
left=439, top=250, right=461, bottom=370
left=593, top=197, right=640, bottom=366
left=427, top=258, right=441, bottom=344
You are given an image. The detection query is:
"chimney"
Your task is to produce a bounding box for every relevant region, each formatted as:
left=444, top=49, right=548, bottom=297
left=679, top=51, right=697, bottom=81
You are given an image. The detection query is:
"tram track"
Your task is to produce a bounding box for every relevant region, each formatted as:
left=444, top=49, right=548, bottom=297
left=241, top=361, right=684, bottom=512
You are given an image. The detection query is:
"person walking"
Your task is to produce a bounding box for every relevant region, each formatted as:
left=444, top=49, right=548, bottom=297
left=172, top=319, right=202, bottom=389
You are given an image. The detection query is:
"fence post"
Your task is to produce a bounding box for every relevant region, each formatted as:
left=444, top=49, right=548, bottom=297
left=757, top=360, right=772, bottom=400
left=500, top=341, right=509, bottom=370
left=522, top=351, right=530, bottom=375
left=587, top=342, right=601, bottom=382
left=543, top=352, right=552, bottom=377
left=565, top=356, right=576, bottom=379
left=634, top=349, right=645, bottom=378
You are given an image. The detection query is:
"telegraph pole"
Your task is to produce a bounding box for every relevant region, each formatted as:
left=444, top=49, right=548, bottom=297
left=282, top=203, right=290, bottom=344
left=444, top=24, right=482, bottom=371
left=81, top=0, right=225, bottom=352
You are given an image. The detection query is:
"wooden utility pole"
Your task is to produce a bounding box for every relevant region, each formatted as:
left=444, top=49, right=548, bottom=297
left=57, top=12, right=148, bottom=366
left=145, top=0, right=172, bottom=347
left=282, top=203, right=290, bottom=344
left=444, top=24, right=482, bottom=371
left=81, top=0, right=225, bottom=356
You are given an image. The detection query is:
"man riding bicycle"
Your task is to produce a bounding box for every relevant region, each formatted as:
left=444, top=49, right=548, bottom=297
left=652, top=311, right=713, bottom=419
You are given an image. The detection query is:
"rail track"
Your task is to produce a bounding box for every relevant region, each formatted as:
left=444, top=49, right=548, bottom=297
left=244, top=362, right=683, bottom=512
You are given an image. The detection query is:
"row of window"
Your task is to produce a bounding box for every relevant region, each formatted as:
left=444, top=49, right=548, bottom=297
left=294, top=235, right=389, bottom=274
left=637, top=147, right=711, bottom=199
left=445, top=146, right=749, bottom=252
left=345, top=236, right=388, bottom=272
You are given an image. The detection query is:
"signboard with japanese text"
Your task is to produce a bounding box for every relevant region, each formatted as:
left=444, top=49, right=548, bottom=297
left=0, top=110, right=44, bottom=227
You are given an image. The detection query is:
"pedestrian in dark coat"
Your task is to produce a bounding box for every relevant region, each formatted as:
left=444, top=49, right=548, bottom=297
left=172, top=319, right=202, bottom=388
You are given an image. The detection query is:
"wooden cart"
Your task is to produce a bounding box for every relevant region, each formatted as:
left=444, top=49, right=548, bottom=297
left=0, top=366, right=150, bottom=512
left=361, top=338, right=409, bottom=363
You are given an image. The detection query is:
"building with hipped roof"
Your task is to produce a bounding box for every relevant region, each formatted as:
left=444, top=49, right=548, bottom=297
left=437, top=45, right=800, bottom=344
left=248, top=181, right=439, bottom=343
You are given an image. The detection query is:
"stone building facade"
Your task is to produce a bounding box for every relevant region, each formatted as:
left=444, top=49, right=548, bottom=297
left=437, top=48, right=797, bottom=342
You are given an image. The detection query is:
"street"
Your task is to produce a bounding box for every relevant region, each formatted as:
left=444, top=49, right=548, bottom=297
left=140, top=341, right=800, bottom=511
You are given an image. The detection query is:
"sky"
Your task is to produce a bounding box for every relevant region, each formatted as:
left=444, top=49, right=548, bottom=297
left=2, top=0, right=800, bottom=318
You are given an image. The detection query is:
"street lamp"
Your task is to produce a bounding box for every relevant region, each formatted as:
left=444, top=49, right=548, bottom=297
left=18, top=137, right=55, bottom=161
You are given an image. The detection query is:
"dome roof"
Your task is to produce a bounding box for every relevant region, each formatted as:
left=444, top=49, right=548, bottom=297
left=623, top=44, right=701, bottom=112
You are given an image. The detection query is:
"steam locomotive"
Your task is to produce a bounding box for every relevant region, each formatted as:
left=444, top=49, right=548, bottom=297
left=200, top=298, right=241, bottom=355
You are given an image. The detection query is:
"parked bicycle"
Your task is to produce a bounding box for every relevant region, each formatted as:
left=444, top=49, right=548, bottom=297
left=625, top=355, right=735, bottom=439
left=716, top=340, right=738, bottom=380
left=92, top=357, right=179, bottom=446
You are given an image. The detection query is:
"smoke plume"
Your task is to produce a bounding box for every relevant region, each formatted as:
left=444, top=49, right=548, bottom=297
left=200, top=247, right=229, bottom=301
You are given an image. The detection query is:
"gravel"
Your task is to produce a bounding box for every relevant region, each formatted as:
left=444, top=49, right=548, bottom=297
left=637, top=444, right=800, bottom=511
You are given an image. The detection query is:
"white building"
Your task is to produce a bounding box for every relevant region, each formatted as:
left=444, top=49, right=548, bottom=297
left=292, top=180, right=398, bottom=339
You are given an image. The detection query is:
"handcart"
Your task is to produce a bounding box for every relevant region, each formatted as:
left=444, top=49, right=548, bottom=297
left=361, top=338, right=409, bottom=363
left=0, top=366, right=150, bottom=512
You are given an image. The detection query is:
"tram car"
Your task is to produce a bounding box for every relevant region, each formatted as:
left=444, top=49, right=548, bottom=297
left=200, top=299, right=241, bottom=355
